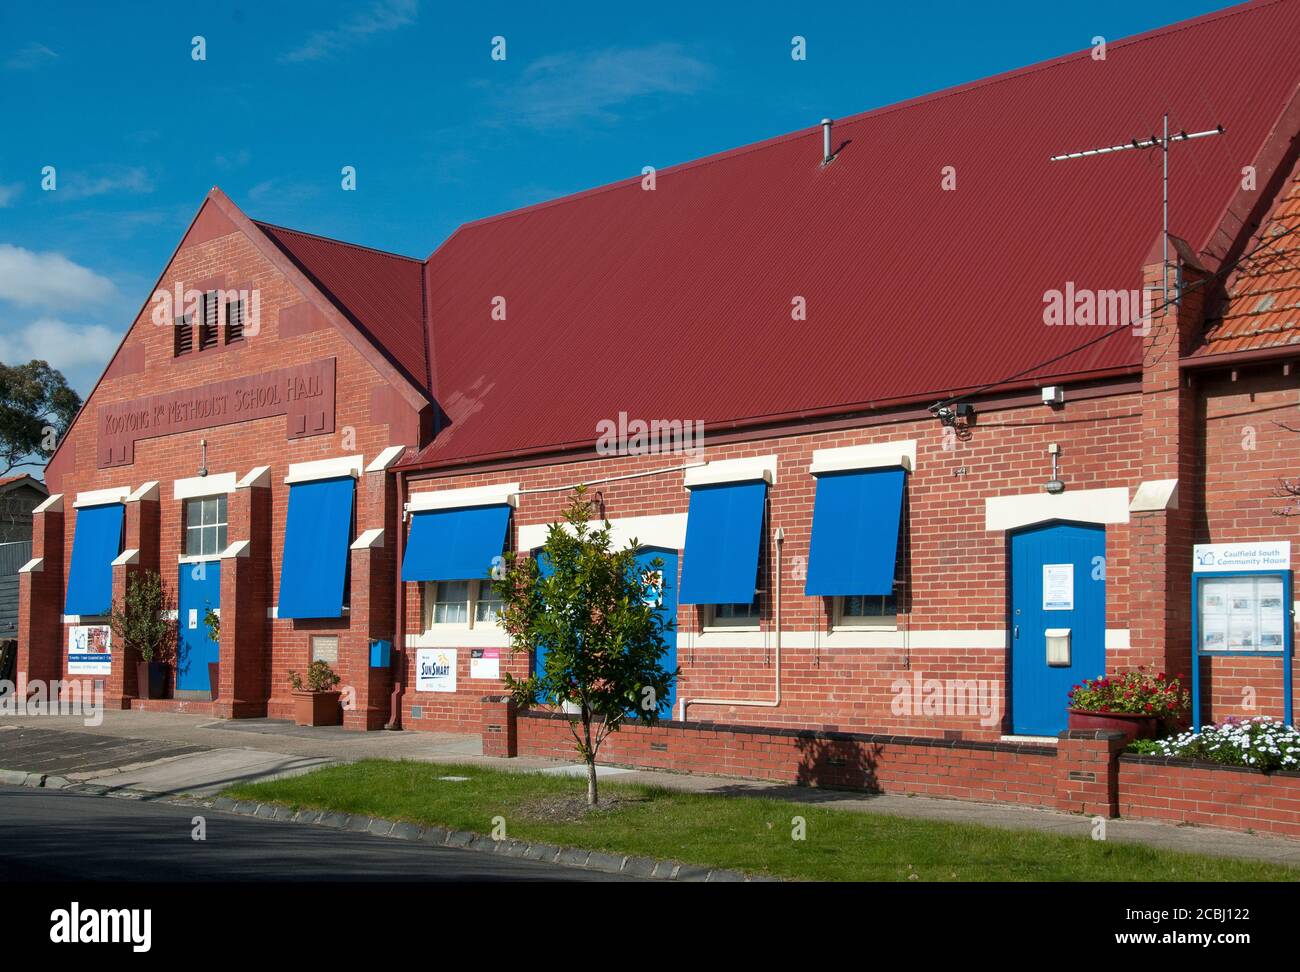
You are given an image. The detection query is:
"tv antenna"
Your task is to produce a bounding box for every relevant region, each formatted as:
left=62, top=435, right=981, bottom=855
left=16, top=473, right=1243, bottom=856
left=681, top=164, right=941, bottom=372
left=1050, top=114, right=1224, bottom=303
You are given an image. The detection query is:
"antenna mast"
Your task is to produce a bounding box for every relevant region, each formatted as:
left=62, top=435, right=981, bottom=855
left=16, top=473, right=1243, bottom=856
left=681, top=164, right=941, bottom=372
left=1050, top=115, right=1224, bottom=303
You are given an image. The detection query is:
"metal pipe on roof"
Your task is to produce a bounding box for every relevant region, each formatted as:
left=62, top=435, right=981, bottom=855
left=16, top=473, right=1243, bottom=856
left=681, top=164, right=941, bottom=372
left=821, top=118, right=834, bottom=165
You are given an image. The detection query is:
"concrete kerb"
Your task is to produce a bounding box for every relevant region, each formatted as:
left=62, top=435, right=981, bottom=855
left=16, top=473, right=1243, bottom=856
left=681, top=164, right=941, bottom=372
left=0, top=775, right=775, bottom=882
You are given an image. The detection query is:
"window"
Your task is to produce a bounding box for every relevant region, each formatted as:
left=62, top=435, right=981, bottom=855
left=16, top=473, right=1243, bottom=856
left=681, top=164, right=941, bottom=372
left=311, top=635, right=339, bottom=665
left=184, top=494, right=228, bottom=558
left=198, top=292, right=219, bottom=350
left=475, top=581, right=504, bottom=623
left=424, top=580, right=503, bottom=629
left=835, top=593, right=898, bottom=629
left=173, top=314, right=194, bottom=356
left=225, top=298, right=245, bottom=344
left=704, top=601, right=760, bottom=629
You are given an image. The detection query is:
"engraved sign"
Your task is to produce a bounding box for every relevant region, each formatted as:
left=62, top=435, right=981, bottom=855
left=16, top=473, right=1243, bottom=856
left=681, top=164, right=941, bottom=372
left=98, top=357, right=336, bottom=468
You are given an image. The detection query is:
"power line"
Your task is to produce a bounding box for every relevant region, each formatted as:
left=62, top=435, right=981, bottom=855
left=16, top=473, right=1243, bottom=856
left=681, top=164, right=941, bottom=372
left=929, top=218, right=1300, bottom=419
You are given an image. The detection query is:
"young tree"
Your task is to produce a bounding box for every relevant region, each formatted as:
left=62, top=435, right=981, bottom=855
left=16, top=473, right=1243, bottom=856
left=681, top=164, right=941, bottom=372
left=495, top=487, right=676, bottom=805
left=0, top=360, right=81, bottom=475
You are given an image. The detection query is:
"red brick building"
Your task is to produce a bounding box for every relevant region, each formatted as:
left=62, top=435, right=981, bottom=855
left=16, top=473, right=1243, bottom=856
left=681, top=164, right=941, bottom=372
left=17, top=0, right=1300, bottom=750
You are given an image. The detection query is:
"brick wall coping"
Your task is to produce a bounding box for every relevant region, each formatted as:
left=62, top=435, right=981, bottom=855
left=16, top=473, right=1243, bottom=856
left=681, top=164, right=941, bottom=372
left=1118, top=752, right=1300, bottom=779
left=514, top=707, right=1058, bottom=757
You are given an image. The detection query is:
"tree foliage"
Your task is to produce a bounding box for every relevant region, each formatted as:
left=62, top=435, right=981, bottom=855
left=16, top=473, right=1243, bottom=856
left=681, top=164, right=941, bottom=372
left=108, top=570, right=176, bottom=665
left=0, top=359, right=81, bottom=475
left=494, top=487, right=676, bottom=804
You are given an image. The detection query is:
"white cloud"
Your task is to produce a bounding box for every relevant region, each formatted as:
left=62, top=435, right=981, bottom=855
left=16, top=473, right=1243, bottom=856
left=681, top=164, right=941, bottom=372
left=57, top=166, right=153, bottom=201
left=0, top=183, right=21, bottom=207
left=498, top=44, right=714, bottom=129
left=0, top=244, right=116, bottom=309
left=0, top=317, right=120, bottom=374
left=4, top=42, right=57, bottom=70
left=281, top=0, right=418, bottom=64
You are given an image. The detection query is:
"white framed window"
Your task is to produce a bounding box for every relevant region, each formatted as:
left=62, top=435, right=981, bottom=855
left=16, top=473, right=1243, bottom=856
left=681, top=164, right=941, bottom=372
left=475, top=580, right=504, bottom=623
left=424, top=580, right=501, bottom=630
left=184, top=494, right=228, bottom=558
left=702, top=601, right=761, bottom=630
left=834, top=593, right=899, bottom=630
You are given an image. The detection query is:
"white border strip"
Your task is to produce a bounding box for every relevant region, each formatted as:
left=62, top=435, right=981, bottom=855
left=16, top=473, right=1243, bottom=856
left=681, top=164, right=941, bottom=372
left=174, top=472, right=237, bottom=500
left=33, top=493, right=64, bottom=515
left=285, top=455, right=363, bottom=484
left=985, top=487, right=1130, bottom=531
left=810, top=440, right=916, bottom=474
left=73, top=486, right=130, bottom=508
left=518, top=513, right=687, bottom=552
left=351, top=527, right=385, bottom=549
left=683, top=455, right=777, bottom=489
left=407, top=482, right=520, bottom=512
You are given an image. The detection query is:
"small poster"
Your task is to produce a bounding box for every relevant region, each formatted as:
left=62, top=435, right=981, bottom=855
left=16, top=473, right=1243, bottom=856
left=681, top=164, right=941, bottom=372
left=416, top=649, right=457, bottom=693
left=68, top=625, right=112, bottom=676
left=470, top=648, right=501, bottom=680
left=1042, top=564, right=1074, bottom=611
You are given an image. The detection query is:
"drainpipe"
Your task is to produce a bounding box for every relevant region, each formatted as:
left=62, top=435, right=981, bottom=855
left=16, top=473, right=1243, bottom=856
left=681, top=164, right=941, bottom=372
left=680, top=523, right=783, bottom=720
left=384, top=467, right=407, bottom=730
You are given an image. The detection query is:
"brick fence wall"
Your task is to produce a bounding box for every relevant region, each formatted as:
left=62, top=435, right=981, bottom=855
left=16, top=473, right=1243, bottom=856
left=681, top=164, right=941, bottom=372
left=484, top=698, right=1300, bottom=838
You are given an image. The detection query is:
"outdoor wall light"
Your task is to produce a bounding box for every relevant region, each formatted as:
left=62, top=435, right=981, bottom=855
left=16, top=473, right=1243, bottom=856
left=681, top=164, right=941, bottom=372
left=1044, top=442, right=1064, bottom=494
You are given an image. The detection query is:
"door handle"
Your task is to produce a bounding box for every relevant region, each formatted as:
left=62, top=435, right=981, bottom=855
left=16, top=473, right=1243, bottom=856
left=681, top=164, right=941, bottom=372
left=1014, top=625, right=1020, bottom=639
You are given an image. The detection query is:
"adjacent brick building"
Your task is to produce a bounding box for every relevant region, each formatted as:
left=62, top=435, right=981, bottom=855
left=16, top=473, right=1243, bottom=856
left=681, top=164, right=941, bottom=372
left=16, top=0, right=1300, bottom=756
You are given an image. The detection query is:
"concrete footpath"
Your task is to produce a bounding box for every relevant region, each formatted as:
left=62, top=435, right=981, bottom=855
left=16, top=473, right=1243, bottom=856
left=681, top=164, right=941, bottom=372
left=4, top=710, right=1300, bottom=869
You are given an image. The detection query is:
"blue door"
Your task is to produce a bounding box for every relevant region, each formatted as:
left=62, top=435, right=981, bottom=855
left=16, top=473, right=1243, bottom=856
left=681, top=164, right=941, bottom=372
left=177, top=561, right=221, bottom=692
left=1009, top=521, right=1105, bottom=736
left=636, top=547, right=678, bottom=716
left=532, top=546, right=678, bottom=715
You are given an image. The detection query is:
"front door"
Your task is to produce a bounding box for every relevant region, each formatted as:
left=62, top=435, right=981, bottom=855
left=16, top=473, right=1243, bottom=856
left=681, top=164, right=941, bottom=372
left=636, top=547, right=678, bottom=716
left=177, top=561, right=221, bottom=693
left=1009, top=521, right=1105, bottom=736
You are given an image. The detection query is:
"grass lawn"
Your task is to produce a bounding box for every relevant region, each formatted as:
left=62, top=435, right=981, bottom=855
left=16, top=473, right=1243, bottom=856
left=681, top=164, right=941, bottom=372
left=222, top=760, right=1299, bottom=882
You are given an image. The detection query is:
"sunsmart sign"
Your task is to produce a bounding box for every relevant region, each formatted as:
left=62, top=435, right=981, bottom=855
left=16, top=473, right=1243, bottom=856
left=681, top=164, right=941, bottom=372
left=1193, top=541, right=1291, bottom=573
left=97, top=357, right=336, bottom=467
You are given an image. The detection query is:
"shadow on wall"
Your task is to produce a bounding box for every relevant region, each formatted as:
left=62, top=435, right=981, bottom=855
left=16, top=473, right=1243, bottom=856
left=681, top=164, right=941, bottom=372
left=794, top=733, right=882, bottom=791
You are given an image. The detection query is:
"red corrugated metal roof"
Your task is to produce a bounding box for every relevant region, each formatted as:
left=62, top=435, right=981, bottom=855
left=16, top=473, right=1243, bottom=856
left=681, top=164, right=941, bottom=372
left=245, top=0, right=1300, bottom=469
left=254, top=222, right=428, bottom=389
left=1193, top=165, right=1300, bottom=356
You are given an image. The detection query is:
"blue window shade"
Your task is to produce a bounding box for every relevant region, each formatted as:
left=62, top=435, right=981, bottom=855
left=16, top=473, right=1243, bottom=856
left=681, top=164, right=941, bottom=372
left=64, top=503, right=124, bottom=616
left=678, top=480, right=766, bottom=605
left=805, top=467, right=905, bottom=596
left=401, top=504, right=511, bottom=582
left=278, top=476, right=355, bottom=619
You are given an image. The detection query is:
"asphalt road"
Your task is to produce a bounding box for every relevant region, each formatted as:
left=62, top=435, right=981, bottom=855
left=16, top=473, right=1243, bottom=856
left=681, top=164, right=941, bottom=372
left=0, top=786, right=627, bottom=882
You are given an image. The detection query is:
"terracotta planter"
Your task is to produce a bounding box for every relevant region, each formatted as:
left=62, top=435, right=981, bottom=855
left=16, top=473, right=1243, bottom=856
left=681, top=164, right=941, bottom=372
left=136, top=661, right=170, bottom=700
left=1067, top=708, right=1159, bottom=744
left=208, top=662, right=220, bottom=700
left=292, top=690, right=342, bottom=727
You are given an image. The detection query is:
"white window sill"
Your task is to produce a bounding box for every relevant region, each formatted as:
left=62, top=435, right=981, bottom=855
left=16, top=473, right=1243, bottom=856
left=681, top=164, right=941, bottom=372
left=407, top=626, right=510, bottom=649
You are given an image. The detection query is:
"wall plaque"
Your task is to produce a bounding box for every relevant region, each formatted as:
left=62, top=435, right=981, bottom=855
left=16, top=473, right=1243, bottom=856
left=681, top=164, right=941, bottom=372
left=97, top=357, right=336, bottom=467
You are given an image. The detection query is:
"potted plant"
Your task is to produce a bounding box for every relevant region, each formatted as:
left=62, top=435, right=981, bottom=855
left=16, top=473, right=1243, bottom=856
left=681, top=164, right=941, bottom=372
left=108, top=569, right=176, bottom=701
left=203, top=608, right=220, bottom=700
left=1067, top=668, right=1189, bottom=743
left=288, top=660, right=342, bottom=727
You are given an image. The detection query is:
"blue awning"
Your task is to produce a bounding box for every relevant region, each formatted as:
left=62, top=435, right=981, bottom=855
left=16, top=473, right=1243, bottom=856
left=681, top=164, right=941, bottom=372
left=401, top=504, right=511, bottom=582
left=678, top=480, right=766, bottom=605
left=805, top=467, right=905, bottom=596
left=64, top=503, right=124, bottom=616
left=278, top=476, right=355, bottom=619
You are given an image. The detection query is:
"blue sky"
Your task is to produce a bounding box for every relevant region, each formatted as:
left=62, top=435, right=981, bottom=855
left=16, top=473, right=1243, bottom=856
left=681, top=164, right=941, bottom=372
left=0, top=0, right=1234, bottom=397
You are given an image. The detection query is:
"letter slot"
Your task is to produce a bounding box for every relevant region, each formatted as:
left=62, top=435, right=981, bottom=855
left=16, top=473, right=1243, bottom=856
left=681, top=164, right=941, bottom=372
left=1045, top=628, right=1071, bottom=667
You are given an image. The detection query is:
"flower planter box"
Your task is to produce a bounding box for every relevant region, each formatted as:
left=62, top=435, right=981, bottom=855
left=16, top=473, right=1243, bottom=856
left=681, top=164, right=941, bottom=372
left=292, top=690, right=342, bottom=727
left=1068, top=708, right=1158, bottom=744
left=136, top=661, right=170, bottom=701
left=208, top=662, right=220, bottom=700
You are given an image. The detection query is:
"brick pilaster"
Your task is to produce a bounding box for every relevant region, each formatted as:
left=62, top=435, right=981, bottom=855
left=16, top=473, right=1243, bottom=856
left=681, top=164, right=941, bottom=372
left=105, top=487, right=161, bottom=709
left=481, top=695, right=518, bottom=757
left=1055, top=728, right=1127, bottom=816
left=1129, top=238, right=1206, bottom=684
left=215, top=473, right=271, bottom=718
left=17, top=495, right=65, bottom=690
